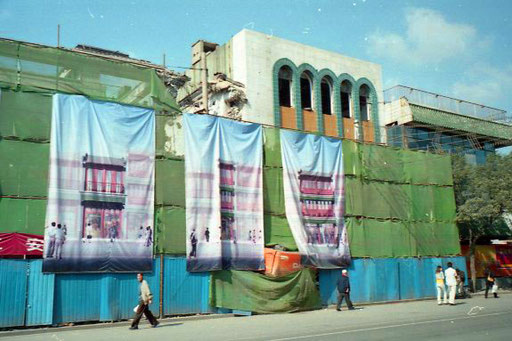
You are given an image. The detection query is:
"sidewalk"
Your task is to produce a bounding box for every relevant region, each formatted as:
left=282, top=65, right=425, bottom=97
left=1, top=290, right=510, bottom=338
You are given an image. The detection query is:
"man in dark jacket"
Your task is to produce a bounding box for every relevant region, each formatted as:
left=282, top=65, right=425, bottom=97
left=336, top=269, right=355, bottom=311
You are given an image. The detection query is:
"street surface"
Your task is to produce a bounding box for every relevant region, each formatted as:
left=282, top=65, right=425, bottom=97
left=1, top=294, right=511, bottom=341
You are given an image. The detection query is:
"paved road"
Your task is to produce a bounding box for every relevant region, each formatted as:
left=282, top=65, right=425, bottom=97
left=1, top=295, right=511, bottom=341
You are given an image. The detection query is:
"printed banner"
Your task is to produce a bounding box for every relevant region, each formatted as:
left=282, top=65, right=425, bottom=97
left=281, top=130, right=350, bottom=268
left=184, top=114, right=264, bottom=272
left=42, top=94, right=155, bottom=273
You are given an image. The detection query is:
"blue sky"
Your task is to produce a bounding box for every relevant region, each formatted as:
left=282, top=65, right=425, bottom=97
left=1, top=0, right=512, bottom=116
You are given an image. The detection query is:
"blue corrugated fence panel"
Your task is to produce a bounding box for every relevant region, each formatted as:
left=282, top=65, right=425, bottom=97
left=109, top=258, right=161, bottom=321
left=0, top=260, right=27, bottom=328
left=26, top=260, right=55, bottom=326
left=398, top=258, right=422, bottom=300
left=163, top=257, right=210, bottom=315
left=318, top=269, right=339, bottom=306
left=53, top=274, right=102, bottom=324
left=352, top=258, right=400, bottom=303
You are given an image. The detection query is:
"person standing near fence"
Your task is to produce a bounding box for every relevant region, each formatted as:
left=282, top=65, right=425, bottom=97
left=336, top=269, right=355, bottom=311
left=130, top=273, right=159, bottom=330
left=435, top=266, right=447, bottom=305
left=444, top=262, right=458, bottom=305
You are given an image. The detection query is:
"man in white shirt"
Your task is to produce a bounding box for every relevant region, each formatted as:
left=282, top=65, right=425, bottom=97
left=444, top=262, right=458, bottom=305
left=54, top=224, right=66, bottom=260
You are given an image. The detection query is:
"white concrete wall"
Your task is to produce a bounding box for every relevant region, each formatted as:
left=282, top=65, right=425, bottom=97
left=228, top=29, right=384, bottom=126
left=382, top=98, right=413, bottom=126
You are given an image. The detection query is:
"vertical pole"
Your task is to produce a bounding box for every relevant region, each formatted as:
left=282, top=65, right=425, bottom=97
left=162, top=53, right=166, bottom=67
left=57, top=24, right=60, bottom=48
left=199, top=41, right=209, bottom=113
left=159, top=254, right=164, bottom=318
left=401, top=125, right=408, bottom=149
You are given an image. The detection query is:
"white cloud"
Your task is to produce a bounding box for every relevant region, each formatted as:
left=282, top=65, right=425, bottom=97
left=452, top=63, right=512, bottom=107
left=367, top=8, right=479, bottom=64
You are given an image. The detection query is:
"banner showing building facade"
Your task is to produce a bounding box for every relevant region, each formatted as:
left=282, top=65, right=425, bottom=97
left=42, top=94, right=155, bottom=273
left=281, top=130, right=350, bottom=268
left=184, top=114, right=264, bottom=272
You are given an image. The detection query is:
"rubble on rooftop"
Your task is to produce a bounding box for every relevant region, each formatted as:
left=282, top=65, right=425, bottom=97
left=179, top=73, right=247, bottom=120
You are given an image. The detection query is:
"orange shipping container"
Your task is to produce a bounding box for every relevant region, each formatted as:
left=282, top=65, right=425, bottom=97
left=264, top=248, right=303, bottom=277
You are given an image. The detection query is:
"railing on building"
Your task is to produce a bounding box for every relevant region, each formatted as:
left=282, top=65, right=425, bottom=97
left=384, top=85, right=511, bottom=124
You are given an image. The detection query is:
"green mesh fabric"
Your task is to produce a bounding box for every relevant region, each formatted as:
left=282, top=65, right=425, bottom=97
left=263, top=127, right=282, bottom=167
left=345, top=178, right=410, bottom=220
left=0, top=139, right=49, bottom=197
left=0, top=90, right=52, bottom=141
left=264, top=214, right=297, bottom=251
left=0, top=198, right=47, bottom=234
left=154, top=206, right=186, bottom=254
left=263, top=167, right=285, bottom=216
left=342, top=139, right=361, bottom=176
left=359, top=144, right=404, bottom=182
left=403, top=150, right=453, bottom=186
left=0, top=40, right=180, bottom=112
left=155, top=159, right=185, bottom=207
left=210, top=268, right=321, bottom=313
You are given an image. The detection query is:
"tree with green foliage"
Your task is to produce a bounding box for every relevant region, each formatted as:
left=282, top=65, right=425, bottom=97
left=451, top=153, right=512, bottom=292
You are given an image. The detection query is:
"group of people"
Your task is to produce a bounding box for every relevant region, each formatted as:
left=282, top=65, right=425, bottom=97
left=45, top=222, right=67, bottom=260
left=435, top=262, right=460, bottom=305
left=137, top=226, right=153, bottom=247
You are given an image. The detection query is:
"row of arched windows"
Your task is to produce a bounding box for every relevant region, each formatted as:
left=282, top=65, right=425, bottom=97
left=273, top=59, right=379, bottom=141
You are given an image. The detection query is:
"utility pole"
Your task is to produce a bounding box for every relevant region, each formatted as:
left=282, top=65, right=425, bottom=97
left=57, top=24, right=60, bottom=48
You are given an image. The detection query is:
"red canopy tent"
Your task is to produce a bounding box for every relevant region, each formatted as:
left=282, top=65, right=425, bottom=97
left=0, top=233, right=44, bottom=257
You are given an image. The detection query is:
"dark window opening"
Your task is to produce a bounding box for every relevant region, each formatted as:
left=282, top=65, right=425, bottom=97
left=359, top=96, right=368, bottom=121
left=359, top=85, right=371, bottom=121
left=341, top=91, right=350, bottom=118
left=279, top=78, right=291, bottom=107
left=321, top=80, right=332, bottom=114
left=278, top=66, right=293, bottom=107
left=300, top=76, right=312, bottom=110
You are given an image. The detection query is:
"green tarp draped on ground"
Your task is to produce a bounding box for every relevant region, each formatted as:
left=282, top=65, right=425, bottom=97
left=0, top=40, right=180, bottom=112
left=0, top=90, right=52, bottom=141
left=0, top=198, right=47, bottom=234
left=210, top=269, right=321, bottom=313
left=0, top=139, right=49, bottom=197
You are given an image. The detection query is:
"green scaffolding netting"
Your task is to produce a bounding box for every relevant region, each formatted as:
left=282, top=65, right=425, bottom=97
left=154, top=206, right=186, bottom=254
left=0, top=90, right=52, bottom=141
left=359, top=144, right=405, bottom=182
left=345, top=178, right=456, bottom=222
left=263, top=127, right=282, bottom=168
left=210, top=268, right=321, bottom=313
left=263, top=167, right=285, bottom=216
left=347, top=218, right=460, bottom=258
left=155, top=159, right=185, bottom=207
left=342, top=139, right=361, bottom=177
left=264, top=214, right=297, bottom=251
left=0, top=139, right=49, bottom=197
left=402, top=149, right=453, bottom=186
left=0, top=198, right=47, bottom=234
left=0, top=40, right=179, bottom=112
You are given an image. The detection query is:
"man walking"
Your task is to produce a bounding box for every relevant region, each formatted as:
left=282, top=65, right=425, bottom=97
left=336, top=269, right=355, bottom=311
left=444, top=262, right=458, bottom=305
left=130, top=273, right=159, bottom=330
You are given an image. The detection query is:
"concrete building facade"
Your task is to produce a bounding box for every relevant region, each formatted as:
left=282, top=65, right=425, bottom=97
left=178, top=29, right=384, bottom=144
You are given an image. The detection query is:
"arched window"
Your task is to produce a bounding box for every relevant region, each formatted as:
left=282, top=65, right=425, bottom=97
left=320, top=76, right=333, bottom=115
left=278, top=66, right=293, bottom=107
left=340, top=80, right=352, bottom=118
left=300, top=71, right=314, bottom=110
left=359, top=84, right=371, bottom=121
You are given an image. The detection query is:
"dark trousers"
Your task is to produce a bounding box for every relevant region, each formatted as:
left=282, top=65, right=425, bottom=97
left=485, top=282, right=497, bottom=298
left=337, top=292, right=354, bottom=310
left=131, top=301, right=158, bottom=327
